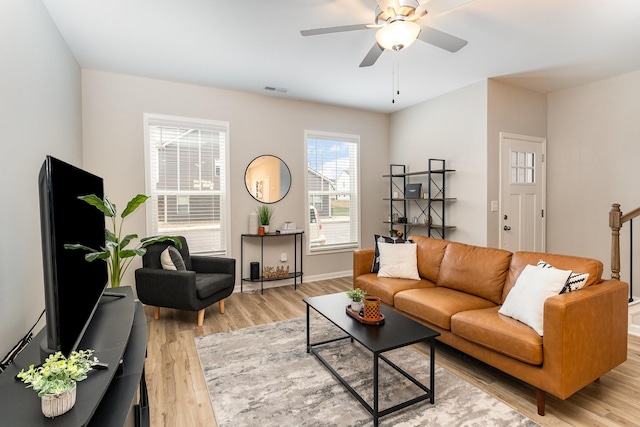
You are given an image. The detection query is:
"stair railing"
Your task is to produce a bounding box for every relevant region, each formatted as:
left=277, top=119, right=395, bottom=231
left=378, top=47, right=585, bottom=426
left=610, top=203, right=640, bottom=302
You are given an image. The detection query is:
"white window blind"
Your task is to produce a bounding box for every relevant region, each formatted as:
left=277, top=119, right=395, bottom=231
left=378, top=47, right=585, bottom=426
left=305, top=130, right=359, bottom=252
left=144, top=115, right=229, bottom=256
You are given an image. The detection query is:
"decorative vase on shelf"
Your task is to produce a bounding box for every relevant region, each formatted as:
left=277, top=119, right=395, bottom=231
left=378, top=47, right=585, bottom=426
left=41, top=382, right=77, bottom=418
left=249, top=211, right=259, bottom=234
left=262, top=225, right=269, bottom=233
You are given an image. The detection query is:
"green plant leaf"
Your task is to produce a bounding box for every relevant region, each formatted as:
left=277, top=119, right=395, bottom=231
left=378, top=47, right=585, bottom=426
left=78, top=194, right=110, bottom=216
left=119, top=249, right=144, bottom=258
left=105, top=228, right=116, bottom=243
left=64, top=243, right=97, bottom=252
left=121, top=194, right=149, bottom=219
left=103, top=195, right=117, bottom=218
left=86, top=251, right=109, bottom=262
left=119, top=234, right=138, bottom=249
left=140, top=235, right=182, bottom=248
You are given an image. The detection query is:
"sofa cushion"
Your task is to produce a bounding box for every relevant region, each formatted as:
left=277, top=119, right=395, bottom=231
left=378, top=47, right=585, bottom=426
left=376, top=242, right=420, bottom=280
left=355, top=273, right=433, bottom=305
left=195, top=273, right=235, bottom=300
left=408, top=235, right=449, bottom=283
left=451, top=306, right=543, bottom=365
left=498, top=264, right=571, bottom=336
left=437, top=242, right=512, bottom=305
left=504, top=251, right=603, bottom=301
left=394, top=287, right=496, bottom=330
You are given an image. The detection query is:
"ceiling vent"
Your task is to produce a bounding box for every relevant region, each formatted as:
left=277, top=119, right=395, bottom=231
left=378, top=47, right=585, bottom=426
left=264, top=86, right=288, bottom=93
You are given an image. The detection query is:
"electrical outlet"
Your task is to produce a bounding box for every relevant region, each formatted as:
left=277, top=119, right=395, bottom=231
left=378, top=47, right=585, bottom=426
left=280, top=252, right=287, bottom=262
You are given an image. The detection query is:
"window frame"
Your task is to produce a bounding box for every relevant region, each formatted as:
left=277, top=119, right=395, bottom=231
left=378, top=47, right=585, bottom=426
left=304, top=130, right=360, bottom=255
left=143, top=113, right=231, bottom=256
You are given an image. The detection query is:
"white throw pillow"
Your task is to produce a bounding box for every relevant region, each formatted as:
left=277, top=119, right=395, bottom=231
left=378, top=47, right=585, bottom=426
left=376, top=242, right=420, bottom=280
left=499, top=264, right=572, bottom=336
left=160, top=246, right=186, bottom=271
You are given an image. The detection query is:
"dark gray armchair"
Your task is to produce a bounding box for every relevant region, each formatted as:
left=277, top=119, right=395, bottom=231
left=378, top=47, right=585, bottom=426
left=135, top=236, right=235, bottom=326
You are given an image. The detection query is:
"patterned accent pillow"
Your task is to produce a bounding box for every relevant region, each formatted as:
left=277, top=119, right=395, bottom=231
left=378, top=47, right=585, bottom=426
left=537, top=260, right=589, bottom=293
left=161, top=246, right=187, bottom=271
left=371, top=234, right=410, bottom=273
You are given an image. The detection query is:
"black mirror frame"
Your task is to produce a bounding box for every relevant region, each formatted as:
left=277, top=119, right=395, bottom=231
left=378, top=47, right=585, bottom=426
left=244, top=155, right=291, bottom=204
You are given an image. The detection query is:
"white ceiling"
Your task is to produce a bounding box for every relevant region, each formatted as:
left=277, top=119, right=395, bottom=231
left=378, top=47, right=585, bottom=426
left=42, top=0, right=640, bottom=114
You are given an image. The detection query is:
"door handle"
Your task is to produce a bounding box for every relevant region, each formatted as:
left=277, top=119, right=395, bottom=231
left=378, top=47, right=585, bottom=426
left=503, top=225, right=511, bottom=231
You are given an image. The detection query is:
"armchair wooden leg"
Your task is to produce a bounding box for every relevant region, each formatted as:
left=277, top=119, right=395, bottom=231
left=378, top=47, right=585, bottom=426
left=219, top=299, right=225, bottom=314
left=197, top=309, right=205, bottom=327
left=154, top=306, right=160, bottom=320
left=536, top=389, right=546, bottom=416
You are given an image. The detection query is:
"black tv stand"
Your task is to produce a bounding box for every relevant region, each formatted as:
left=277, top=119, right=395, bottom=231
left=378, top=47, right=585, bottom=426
left=102, top=291, right=127, bottom=298
left=0, top=286, right=148, bottom=426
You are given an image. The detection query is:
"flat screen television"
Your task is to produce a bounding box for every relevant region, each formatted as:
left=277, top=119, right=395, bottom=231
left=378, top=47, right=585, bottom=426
left=38, top=155, right=108, bottom=357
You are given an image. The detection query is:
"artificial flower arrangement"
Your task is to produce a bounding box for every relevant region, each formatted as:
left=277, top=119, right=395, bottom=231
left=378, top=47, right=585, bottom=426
left=17, top=349, right=98, bottom=397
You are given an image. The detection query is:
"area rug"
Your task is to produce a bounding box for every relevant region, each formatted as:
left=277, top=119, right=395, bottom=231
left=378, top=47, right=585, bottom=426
left=195, top=316, right=539, bottom=427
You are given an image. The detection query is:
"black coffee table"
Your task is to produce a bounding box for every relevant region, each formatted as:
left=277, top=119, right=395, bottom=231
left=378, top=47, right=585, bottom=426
left=304, top=292, right=440, bottom=427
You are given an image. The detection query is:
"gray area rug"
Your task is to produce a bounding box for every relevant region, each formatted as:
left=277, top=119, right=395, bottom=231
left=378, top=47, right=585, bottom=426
left=195, top=316, right=539, bottom=427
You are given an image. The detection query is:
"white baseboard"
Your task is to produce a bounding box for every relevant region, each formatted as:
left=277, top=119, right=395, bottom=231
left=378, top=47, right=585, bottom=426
left=233, top=270, right=352, bottom=293
left=629, top=297, right=640, bottom=337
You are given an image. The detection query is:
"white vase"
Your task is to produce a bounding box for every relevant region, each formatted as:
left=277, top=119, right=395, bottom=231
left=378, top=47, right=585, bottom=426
left=249, top=211, right=259, bottom=234
left=41, top=382, right=77, bottom=418
left=263, top=224, right=269, bottom=233
left=351, top=301, right=363, bottom=312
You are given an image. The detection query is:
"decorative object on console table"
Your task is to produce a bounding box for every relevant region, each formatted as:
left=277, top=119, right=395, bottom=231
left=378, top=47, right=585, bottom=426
left=250, top=262, right=260, bottom=280
left=404, top=183, right=423, bottom=199
left=249, top=211, right=259, bottom=234
left=257, top=205, right=274, bottom=233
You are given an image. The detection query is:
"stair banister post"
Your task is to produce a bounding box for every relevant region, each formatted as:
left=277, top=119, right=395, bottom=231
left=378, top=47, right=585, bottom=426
left=610, top=203, right=622, bottom=280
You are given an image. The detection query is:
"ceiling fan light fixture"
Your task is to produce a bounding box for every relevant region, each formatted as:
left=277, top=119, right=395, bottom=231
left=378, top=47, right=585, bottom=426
left=375, top=20, right=420, bottom=51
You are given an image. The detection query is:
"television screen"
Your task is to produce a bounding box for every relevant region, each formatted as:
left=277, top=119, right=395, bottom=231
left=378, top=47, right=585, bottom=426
left=38, top=155, right=108, bottom=356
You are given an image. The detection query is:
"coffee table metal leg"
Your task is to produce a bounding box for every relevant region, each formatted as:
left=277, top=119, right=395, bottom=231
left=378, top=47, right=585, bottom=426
left=306, top=304, right=310, bottom=353
left=430, top=338, right=435, bottom=404
left=374, top=353, right=379, bottom=427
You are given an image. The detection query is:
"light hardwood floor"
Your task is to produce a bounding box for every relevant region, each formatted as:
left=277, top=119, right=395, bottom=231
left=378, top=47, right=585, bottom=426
left=143, top=277, right=640, bottom=426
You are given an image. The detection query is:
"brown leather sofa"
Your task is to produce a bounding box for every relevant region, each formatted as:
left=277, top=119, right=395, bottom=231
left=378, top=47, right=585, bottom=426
left=353, top=235, right=628, bottom=415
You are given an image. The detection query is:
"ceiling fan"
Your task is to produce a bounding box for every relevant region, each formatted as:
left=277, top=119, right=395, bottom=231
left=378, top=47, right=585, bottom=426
left=300, top=0, right=471, bottom=67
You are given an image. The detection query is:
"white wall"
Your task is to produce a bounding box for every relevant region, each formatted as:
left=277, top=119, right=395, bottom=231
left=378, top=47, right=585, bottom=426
left=486, top=80, right=548, bottom=248
left=0, top=0, right=81, bottom=356
left=81, top=70, right=390, bottom=288
left=547, top=70, right=640, bottom=285
left=389, top=81, right=489, bottom=246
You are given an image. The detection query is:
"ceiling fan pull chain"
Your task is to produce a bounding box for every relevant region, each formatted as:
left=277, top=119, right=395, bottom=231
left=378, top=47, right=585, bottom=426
left=392, top=52, right=396, bottom=103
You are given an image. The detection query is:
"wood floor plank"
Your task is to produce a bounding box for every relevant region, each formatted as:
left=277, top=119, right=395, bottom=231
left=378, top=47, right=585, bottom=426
left=143, top=277, right=640, bottom=427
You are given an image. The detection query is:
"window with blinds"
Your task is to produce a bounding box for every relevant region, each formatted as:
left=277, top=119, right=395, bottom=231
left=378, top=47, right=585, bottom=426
left=305, top=130, right=360, bottom=253
left=144, top=114, right=229, bottom=256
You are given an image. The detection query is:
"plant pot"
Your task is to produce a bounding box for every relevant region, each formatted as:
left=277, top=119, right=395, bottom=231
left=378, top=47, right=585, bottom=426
left=41, top=382, right=76, bottom=418
left=262, top=225, right=270, bottom=233
left=350, top=300, right=364, bottom=312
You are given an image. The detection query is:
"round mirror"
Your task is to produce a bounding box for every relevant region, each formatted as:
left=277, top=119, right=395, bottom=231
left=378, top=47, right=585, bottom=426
left=244, top=155, right=291, bottom=203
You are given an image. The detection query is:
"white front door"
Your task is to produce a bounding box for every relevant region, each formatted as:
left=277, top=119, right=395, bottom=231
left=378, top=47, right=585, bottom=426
left=499, top=133, right=546, bottom=252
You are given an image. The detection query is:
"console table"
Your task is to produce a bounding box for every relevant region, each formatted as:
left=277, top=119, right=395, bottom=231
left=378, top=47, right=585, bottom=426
left=0, top=286, right=148, bottom=426
left=240, top=232, right=304, bottom=294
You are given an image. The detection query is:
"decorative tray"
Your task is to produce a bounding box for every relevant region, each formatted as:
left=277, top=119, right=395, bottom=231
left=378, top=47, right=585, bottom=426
left=345, top=305, right=385, bottom=325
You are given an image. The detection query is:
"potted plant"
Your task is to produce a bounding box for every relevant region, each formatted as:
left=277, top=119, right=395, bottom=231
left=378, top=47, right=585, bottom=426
left=257, top=205, right=274, bottom=233
left=346, top=288, right=367, bottom=312
left=17, top=349, right=98, bottom=418
left=64, top=194, right=181, bottom=288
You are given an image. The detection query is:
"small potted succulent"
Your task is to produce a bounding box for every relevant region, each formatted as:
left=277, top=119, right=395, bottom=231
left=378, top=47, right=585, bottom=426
left=346, top=288, right=367, bottom=312
left=17, top=349, right=99, bottom=418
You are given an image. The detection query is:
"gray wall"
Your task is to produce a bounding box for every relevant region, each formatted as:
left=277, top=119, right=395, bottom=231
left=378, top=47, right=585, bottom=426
left=0, top=0, right=82, bottom=356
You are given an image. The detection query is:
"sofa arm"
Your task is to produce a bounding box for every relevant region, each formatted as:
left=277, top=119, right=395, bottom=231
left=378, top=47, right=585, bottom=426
left=191, top=256, right=236, bottom=275
left=542, top=279, right=628, bottom=399
left=353, top=249, right=374, bottom=285
left=135, top=268, right=200, bottom=310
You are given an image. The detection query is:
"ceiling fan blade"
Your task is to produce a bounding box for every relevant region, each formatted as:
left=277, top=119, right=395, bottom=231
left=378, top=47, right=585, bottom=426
left=416, top=0, right=474, bottom=16
left=417, top=26, right=468, bottom=52
left=300, top=24, right=371, bottom=36
left=359, top=43, right=384, bottom=67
